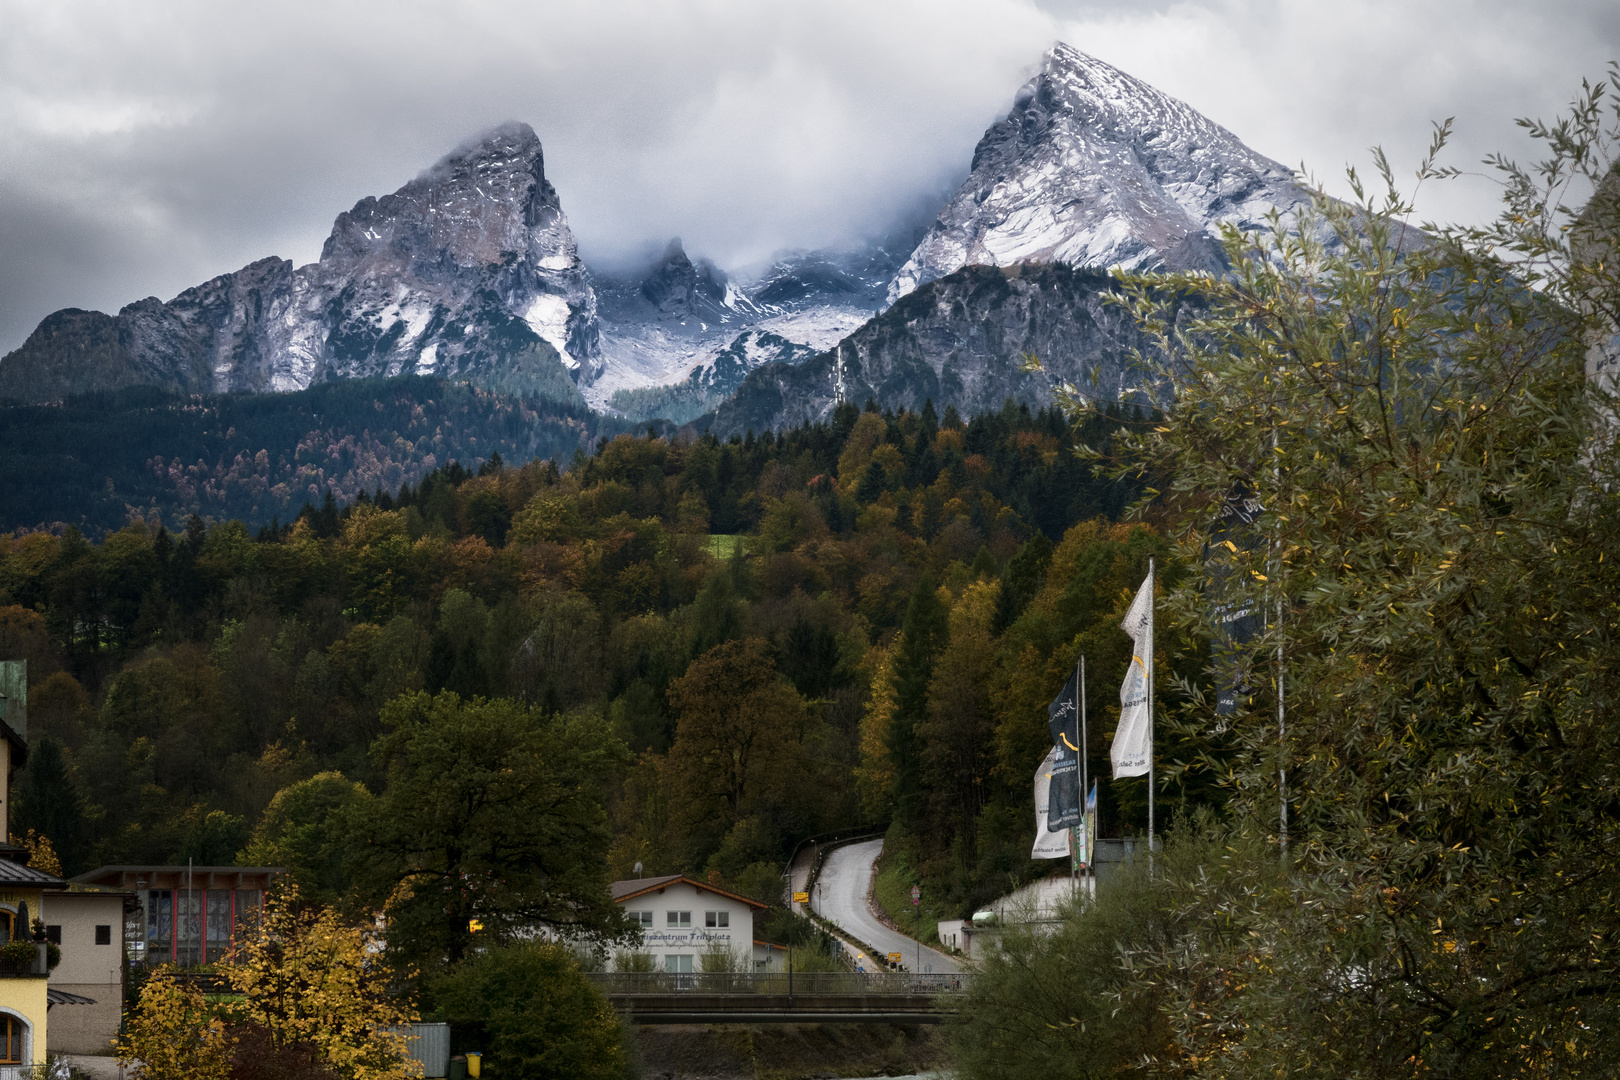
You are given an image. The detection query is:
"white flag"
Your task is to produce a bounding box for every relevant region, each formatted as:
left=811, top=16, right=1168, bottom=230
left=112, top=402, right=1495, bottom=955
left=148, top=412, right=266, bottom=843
left=1031, top=747, right=1072, bottom=859
left=1111, top=571, right=1153, bottom=777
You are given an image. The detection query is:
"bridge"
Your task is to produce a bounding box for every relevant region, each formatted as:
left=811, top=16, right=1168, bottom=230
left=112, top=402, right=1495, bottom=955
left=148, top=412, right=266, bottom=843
left=586, top=971, right=969, bottom=1024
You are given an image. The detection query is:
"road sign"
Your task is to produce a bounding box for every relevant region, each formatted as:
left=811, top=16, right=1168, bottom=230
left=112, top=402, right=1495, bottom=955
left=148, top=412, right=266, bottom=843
left=792, top=891, right=809, bottom=903
left=910, top=885, right=921, bottom=906
left=887, top=952, right=902, bottom=964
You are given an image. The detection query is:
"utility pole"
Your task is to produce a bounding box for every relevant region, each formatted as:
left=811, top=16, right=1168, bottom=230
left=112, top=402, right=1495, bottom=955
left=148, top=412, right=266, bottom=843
left=1147, top=558, right=1155, bottom=869
left=911, top=884, right=922, bottom=973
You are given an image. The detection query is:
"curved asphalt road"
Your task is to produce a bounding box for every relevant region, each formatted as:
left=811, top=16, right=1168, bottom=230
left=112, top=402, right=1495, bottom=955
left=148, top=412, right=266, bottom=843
left=814, top=838, right=962, bottom=974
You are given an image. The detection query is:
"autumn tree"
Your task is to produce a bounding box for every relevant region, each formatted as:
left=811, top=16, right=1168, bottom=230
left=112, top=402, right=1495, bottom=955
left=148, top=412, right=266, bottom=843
left=920, top=579, right=1000, bottom=854
left=229, top=887, right=417, bottom=1080
left=117, top=967, right=233, bottom=1080
left=663, top=637, right=809, bottom=869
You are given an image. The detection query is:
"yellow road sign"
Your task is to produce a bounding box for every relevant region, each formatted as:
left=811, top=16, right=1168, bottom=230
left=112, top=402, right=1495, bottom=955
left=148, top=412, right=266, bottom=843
left=887, top=952, right=902, bottom=963
left=792, top=891, right=809, bottom=903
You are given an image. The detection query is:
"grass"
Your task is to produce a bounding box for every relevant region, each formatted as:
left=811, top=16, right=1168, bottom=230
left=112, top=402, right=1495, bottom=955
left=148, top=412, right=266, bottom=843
left=872, top=847, right=940, bottom=950
left=706, top=534, right=747, bottom=559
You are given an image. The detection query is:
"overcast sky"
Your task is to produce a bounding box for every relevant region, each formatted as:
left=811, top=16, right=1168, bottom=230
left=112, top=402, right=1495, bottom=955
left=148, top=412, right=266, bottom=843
left=1, top=0, right=1615, bottom=354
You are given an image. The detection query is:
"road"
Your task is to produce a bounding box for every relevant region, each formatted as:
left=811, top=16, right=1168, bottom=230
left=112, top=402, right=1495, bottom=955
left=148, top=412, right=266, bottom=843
left=814, top=838, right=962, bottom=975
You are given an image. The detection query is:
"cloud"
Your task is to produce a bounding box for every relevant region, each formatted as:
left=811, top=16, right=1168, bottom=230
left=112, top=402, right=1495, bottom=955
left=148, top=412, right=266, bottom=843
left=0, top=0, right=1614, bottom=353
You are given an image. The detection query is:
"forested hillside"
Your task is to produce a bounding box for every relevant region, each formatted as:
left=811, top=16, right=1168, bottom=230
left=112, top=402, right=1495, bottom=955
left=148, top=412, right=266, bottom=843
left=0, top=377, right=604, bottom=534
left=0, top=396, right=1220, bottom=920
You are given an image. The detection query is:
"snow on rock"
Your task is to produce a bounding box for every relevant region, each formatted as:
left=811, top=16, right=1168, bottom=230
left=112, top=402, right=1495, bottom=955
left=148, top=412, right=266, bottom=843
left=888, top=42, right=1323, bottom=302
left=523, top=294, right=578, bottom=369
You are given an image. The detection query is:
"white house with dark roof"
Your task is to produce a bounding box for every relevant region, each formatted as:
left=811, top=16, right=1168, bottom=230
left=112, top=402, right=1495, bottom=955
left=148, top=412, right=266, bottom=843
left=610, top=876, right=769, bottom=973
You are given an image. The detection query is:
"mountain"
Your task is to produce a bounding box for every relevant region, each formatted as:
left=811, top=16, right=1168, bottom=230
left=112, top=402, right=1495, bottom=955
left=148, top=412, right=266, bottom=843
left=700, top=42, right=1330, bottom=434
left=888, top=43, right=1316, bottom=302
left=586, top=229, right=921, bottom=421
left=0, top=123, right=598, bottom=405
left=3, top=44, right=1324, bottom=434
left=705, top=262, right=1153, bottom=435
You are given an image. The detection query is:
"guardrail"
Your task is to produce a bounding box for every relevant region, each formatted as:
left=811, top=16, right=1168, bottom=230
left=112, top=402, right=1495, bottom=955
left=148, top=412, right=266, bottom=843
left=585, top=971, right=969, bottom=996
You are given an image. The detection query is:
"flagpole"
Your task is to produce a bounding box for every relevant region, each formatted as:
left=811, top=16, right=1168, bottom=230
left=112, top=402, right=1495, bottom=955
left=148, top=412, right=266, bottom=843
left=1278, top=598, right=1288, bottom=855
left=1071, top=655, right=1085, bottom=906
left=1147, top=558, right=1155, bottom=869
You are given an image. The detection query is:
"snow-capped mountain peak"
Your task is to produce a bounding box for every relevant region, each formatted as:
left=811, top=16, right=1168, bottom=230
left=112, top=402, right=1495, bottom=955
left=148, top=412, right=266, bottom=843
left=888, top=42, right=1312, bottom=301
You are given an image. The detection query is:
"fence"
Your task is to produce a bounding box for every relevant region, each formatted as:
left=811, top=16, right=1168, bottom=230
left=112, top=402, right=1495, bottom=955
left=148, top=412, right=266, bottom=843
left=387, top=1023, right=450, bottom=1079
left=585, top=971, right=969, bottom=996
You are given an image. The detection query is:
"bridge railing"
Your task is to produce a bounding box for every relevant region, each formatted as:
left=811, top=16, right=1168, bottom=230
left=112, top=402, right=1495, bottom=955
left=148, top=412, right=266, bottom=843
left=585, top=971, right=970, bottom=996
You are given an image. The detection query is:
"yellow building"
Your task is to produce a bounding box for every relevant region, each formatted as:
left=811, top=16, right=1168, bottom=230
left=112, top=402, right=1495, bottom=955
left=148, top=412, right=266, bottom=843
left=0, top=659, right=67, bottom=1070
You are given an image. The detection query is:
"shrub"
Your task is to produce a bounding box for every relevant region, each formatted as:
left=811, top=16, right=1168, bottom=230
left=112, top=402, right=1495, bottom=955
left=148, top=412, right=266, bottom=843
left=0, top=941, right=37, bottom=968
left=948, top=825, right=1250, bottom=1080
left=433, top=944, right=625, bottom=1080
left=228, top=1023, right=340, bottom=1080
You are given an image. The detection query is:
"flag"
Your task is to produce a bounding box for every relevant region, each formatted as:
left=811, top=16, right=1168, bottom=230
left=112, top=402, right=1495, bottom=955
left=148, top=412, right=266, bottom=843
left=1046, top=666, right=1081, bottom=754
left=1031, top=748, right=1070, bottom=859
left=1111, top=570, right=1153, bottom=777
left=1209, top=487, right=1264, bottom=716
left=1047, top=744, right=1082, bottom=829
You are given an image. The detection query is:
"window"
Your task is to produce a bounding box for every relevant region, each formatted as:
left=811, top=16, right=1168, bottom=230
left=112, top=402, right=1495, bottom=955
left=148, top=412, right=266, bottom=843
left=625, top=910, right=652, bottom=928
left=0, top=1015, right=23, bottom=1064
left=665, top=911, right=691, bottom=928
left=663, top=954, right=694, bottom=973
left=148, top=890, right=172, bottom=958
left=206, top=890, right=232, bottom=963
left=95, top=925, right=112, bottom=946
left=45, top=925, right=61, bottom=945
left=704, top=911, right=729, bottom=928
left=234, top=890, right=262, bottom=935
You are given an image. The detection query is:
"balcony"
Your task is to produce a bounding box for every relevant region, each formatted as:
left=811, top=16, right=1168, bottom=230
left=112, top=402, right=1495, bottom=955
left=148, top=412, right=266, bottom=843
left=0, top=943, right=53, bottom=978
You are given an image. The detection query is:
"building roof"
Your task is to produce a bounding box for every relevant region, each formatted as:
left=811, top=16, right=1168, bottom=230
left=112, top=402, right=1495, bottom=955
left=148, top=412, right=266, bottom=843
left=609, top=875, right=769, bottom=911
left=46, top=988, right=97, bottom=1007
left=45, top=882, right=132, bottom=896
left=0, top=858, right=64, bottom=887
left=71, top=866, right=285, bottom=889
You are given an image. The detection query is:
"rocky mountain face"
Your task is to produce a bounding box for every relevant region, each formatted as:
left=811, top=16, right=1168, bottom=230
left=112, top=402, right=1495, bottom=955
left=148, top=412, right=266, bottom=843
left=587, top=231, right=919, bottom=421
left=888, top=43, right=1317, bottom=302
left=706, top=262, right=1154, bottom=435
left=635, top=239, right=733, bottom=319
left=0, top=123, right=598, bottom=405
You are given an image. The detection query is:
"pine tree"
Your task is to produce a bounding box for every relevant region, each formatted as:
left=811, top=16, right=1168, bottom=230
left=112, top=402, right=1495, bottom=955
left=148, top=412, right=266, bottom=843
left=887, top=573, right=949, bottom=833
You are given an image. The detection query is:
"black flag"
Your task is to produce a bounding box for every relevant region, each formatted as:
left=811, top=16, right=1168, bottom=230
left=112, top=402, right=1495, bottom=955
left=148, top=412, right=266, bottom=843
left=1046, top=666, right=1081, bottom=755
left=1047, top=744, right=1082, bottom=830
left=1209, top=487, right=1264, bottom=716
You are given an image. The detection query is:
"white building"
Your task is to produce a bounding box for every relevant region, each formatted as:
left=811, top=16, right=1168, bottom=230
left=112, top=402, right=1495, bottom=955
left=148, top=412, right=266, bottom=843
left=610, top=876, right=768, bottom=973
left=43, top=885, right=131, bottom=1055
